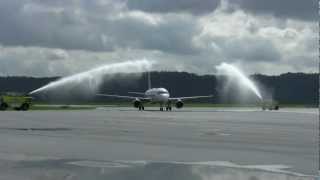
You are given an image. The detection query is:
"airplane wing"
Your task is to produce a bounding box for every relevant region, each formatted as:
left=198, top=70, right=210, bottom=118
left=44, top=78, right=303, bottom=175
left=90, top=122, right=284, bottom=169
left=96, top=93, right=151, bottom=101
left=169, top=95, right=213, bottom=101
left=128, top=92, right=146, bottom=96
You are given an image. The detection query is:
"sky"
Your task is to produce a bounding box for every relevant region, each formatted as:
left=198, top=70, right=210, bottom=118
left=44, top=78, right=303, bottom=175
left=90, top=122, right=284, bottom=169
left=0, top=0, right=317, bottom=76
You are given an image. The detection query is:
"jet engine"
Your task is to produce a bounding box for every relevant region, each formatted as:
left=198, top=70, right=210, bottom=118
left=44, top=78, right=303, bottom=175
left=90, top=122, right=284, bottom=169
left=175, top=100, right=184, bottom=109
left=133, top=99, right=141, bottom=108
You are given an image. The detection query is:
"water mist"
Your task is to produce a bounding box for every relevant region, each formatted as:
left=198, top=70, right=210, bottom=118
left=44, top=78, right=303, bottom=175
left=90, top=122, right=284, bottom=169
left=216, top=62, right=263, bottom=101
left=29, top=60, right=154, bottom=97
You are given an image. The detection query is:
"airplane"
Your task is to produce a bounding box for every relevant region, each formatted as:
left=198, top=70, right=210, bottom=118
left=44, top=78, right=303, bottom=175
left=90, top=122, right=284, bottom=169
left=97, top=72, right=213, bottom=111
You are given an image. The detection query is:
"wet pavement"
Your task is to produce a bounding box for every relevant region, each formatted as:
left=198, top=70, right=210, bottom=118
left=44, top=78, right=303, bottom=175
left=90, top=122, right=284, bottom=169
left=0, top=107, right=318, bottom=179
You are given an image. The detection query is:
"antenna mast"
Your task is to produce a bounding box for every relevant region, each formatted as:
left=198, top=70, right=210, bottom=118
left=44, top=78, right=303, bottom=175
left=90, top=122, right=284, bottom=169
left=148, top=71, right=152, bottom=89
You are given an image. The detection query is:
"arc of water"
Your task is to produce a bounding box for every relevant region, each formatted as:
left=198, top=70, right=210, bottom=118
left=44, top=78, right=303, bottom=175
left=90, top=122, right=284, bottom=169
left=216, top=63, right=262, bottom=100
left=30, top=60, right=154, bottom=95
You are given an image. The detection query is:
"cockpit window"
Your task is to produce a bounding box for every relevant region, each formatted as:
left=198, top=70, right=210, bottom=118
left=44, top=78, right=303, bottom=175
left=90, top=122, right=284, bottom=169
left=158, top=91, right=168, bottom=95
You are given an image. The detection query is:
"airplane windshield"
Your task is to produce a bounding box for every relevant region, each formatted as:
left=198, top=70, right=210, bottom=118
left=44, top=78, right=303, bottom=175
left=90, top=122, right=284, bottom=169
left=158, top=91, right=168, bottom=95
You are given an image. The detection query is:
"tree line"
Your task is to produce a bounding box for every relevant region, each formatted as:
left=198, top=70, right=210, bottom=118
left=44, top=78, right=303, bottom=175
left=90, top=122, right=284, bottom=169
left=0, top=72, right=318, bottom=105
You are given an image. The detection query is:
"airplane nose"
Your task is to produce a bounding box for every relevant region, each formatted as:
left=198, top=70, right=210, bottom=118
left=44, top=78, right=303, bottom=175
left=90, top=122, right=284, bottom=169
left=161, top=93, right=169, bottom=100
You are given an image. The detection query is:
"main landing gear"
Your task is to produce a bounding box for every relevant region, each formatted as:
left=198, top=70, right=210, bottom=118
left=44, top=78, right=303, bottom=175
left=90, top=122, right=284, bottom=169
left=138, top=106, right=144, bottom=111
left=160, top=105, right=172, bottom=111
left=165, top=101, right=172, bottom=111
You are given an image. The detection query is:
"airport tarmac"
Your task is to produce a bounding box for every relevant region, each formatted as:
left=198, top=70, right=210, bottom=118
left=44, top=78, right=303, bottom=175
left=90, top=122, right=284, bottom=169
left=0, top=107, right=318, bottom=179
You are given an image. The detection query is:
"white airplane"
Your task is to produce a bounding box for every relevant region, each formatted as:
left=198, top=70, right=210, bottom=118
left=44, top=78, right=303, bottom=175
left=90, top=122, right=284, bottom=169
left=97, top=72, right=213, bottom=111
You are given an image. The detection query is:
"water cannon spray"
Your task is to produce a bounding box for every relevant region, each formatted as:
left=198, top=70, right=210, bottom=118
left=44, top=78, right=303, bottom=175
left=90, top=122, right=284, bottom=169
left=216, top=62, right=279, bottom=110
left=29, top=60, right=154, bottom=97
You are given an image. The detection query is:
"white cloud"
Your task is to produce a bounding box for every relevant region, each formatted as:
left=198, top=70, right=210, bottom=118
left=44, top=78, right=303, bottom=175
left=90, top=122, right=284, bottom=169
left=0, top=0, right=316, bottom=76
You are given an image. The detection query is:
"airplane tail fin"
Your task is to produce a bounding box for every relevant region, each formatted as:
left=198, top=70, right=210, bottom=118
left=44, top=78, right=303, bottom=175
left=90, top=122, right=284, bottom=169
left=147, top=71, right=152, bottom=89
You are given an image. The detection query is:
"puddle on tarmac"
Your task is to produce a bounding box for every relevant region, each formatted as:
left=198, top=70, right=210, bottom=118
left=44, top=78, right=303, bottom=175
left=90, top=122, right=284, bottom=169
left=0, top=127, right=72, bottom=131
left=0, top=159, right=316, bottom=180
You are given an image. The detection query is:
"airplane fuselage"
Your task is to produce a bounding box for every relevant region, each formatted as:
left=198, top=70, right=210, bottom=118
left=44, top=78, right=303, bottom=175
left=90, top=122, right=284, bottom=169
left=145, top=88, right=170, bottom=103
left=97, top=72, right=212, bottom=111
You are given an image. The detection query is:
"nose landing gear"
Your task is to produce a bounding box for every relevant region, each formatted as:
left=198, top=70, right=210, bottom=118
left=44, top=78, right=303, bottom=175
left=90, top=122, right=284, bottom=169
left=138, top=106, right=144, bottom=111
left=165, top=106, right=172, bottom=111
left=153, top=102, right=174, bottom=111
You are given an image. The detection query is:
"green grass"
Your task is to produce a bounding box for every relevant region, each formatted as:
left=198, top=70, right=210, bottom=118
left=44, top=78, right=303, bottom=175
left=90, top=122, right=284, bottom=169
left=30, top=105, right=95, bottom=111
left=25, top=102, right=317, bottom=111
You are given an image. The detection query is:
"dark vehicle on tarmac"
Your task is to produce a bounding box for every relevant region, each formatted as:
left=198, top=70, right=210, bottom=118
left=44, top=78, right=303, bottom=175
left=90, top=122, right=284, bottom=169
left=261, top=99, right=279, bottom=111
left=0, top=93, right=32, bottom=111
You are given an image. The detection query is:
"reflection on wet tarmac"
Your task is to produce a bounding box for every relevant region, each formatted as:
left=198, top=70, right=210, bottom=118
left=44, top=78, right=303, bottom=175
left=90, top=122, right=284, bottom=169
left=0, top=108, right=317, bottom=178
left=0, top=159, right=316, bottom=180
left=0, top=127, right=72, bottom=131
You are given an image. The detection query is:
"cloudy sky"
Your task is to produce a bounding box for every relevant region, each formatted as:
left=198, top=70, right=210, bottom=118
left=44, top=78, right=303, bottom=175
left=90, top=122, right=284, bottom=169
left=0, top=0, right=317, bottom=76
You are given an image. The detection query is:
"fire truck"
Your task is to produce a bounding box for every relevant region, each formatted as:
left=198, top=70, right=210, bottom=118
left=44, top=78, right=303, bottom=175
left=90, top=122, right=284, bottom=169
left=0, top=93, right=32, bottom=111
